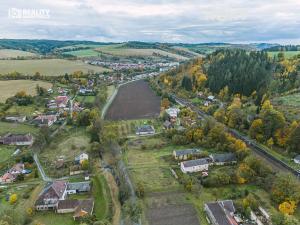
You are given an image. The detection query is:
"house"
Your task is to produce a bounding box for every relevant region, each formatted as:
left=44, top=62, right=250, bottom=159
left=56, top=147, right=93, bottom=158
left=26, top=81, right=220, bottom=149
left=33, top=115, right=57, bottom=127
left=204, top=200, right=238, bottom=225
left=136, top=125, right=155, bottom=136
left=173, top=149, right=201, bottom=160
left=56, top=96, right=69, bottom=108
left=207, top=95, right=216, bottom=102
left=0, top=173, right=16, bottom=183
left=294, top=155, right=300, bottom=164
left=75, top=153, right=89, bottom=164
left=48, top=88, right=53, bottom=94
left=57, top=199, right=94, bottom=220
left=35, top=181, right=67, bottom=211
left=210, top=153, right=237, bottom=166
left=0, top=133, right=33, bottom=146
left=165, top=107, right=180, bottom=118
left=5, top=115, right=26, bottom=123
left=66, top=181, right=91, bottom=194
left=10, top=163, right=25, bottom=175
left=180, top=157, right=211, bottom=173
left=79, top=87, right=94, bottom=95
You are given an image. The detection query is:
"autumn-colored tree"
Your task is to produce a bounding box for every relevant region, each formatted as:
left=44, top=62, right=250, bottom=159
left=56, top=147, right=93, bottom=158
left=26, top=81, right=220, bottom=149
left=81, top=159, right=89, bottom=170
left=213, top=108, right=226, bottom=123
left=279, top=201, right=297, bottom=215
left=267, top=138, right=274, bottom=149
left=9, top=194, right=17, bottom=204
left=161, top=98, right=170, bottom=109
left=249, top=119, right=264, bottom=141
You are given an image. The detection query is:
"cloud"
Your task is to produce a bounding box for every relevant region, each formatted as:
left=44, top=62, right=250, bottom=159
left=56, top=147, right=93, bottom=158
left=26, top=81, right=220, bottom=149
left=0, top=0, right=300, bottom=43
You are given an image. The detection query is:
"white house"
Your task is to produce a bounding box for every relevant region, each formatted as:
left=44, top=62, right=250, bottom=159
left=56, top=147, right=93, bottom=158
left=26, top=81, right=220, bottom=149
left=165, top=107, right=180, bottom=118
left=294, top=155, right=300, bottom=164
left=136, top=125, right=155, bottom=136
left=180, top=158, right=211, bottom=173
left=75, top=153, right=89, bottom=164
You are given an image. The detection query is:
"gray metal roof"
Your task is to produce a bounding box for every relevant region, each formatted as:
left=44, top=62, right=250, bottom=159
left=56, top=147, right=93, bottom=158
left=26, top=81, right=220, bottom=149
left=210, top=153, right=236, bottom=163
left=205, top=200, right=235, bottom=225
left=182, top=158, right=210, bottom=167
left=174, top=149, right=201, bottom=156
left=67, top=181, right=91, bottom=192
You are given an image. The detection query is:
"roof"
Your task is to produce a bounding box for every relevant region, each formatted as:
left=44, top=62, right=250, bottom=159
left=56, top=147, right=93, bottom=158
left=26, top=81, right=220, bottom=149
left=67, top=182, right=91, bottom=192
left=136, top=125, right=155, bottom=133
left=74, top=199, right=94, bottom=218
left=174, top=149, right=201, bottom=157
left=35, top=181, right=67, bottom=205
left=0, top=134, right=33, bottom=144
left=205, top=200, right=237, bottom=225
left=182, top=158, right=211, bottom=168
left=57, top=199, right=79, bottom=210
left=210, top=153, right=236, bottom=163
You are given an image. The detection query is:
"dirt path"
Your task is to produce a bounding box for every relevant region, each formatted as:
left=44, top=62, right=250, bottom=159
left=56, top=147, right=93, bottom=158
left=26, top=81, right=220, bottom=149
left=103, top=170, right=121, bottom=225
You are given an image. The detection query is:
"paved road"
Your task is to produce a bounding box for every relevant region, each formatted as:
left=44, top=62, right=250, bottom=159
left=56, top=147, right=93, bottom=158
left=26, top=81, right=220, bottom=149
left=33, top=153, right=51, bottom=182
left=171, top=94, right=300, bottom=177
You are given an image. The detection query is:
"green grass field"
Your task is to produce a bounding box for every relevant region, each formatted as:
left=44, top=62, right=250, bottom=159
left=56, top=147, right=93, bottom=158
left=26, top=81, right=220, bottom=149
left=0, top=59, right=110, bottom=76
left=267, top=51, right=300, bottom=58
left=95, top=44, right=187, bottom=60
left=0, top=121, right=38, bottom=135
left=63, top=49, right=102, bottom=58
left=0, top=145, right=15, bottom=164
left=0, top=80, right=52, bottom=103
left=273, top=93, right=300, bottom=107
left=0, top=49, right=37, bottom=59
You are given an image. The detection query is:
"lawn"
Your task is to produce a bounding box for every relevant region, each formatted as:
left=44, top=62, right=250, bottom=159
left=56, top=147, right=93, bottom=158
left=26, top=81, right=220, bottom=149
left=272, top=93, right=300, bottom=107
left=0, top=49, right=37, bottom=59
left=0, top=121, right=38, bottom=135
left=0, top=59, right=110, bottom=76
left=92, top=175, right=111, bottom=220
left=32, top=213, right=75, bottom=225
left=0, top=80, right=52, bottom=103
left=125, top=137, right=188, bottom=192
left=95, top=44, right=187, bottom=60
left=76, top=95, right=95, bottom=104
left=0, top=145, right=15, bottom=164
left=5, top=105, right=43, bottom=117
left=267, top=51, right=300, bottom=58
left=107, top=85, right=116, bottom=100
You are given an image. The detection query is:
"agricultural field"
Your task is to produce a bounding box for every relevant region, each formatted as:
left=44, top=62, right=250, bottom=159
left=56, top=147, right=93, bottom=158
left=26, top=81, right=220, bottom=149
left=272, top=92, right=300, bottom=121
left=0, top=59, right=109, bottom=76
left=267, top=51, right=300, bottom=58
left=0, top=80, right=52, bottom=103
left=63, top=49, right=102, bottom=58
left=0, top=49, right=37, bottom=58
left=95, top=44, right=187, bottom=60
left=105, top=80, right=161, bottom=120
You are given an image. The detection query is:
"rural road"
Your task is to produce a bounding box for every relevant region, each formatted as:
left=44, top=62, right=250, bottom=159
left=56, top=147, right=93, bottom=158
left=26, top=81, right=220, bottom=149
left=171, top=94, right=300, bottom=177
left=33, top=153, right=51, bottom=182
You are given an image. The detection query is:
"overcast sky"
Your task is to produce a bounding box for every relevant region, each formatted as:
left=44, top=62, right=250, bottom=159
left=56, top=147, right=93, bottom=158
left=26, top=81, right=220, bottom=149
left=1, top=0, right=300, bottom=44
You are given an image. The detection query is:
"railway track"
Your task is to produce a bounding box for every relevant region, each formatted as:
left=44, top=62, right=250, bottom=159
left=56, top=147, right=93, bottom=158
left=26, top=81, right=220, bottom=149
left=170, top=94, right=300, bottom=178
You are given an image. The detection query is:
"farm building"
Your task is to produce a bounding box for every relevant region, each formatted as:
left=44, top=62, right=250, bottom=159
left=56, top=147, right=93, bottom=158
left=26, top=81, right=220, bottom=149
left=66, top=181, right=91, bottom=194
left=204, top=200, right=238, bottom=225
left=0, top=133, right=33, bottom=146
left=173, top=149, right=201, bottom=160
left=35, top=181, right=68, bottom=211
left=294, top=155, right=300, bottom=164
left=180, top=157, right=211, bottom=173
left=210, top=153, right=237, bottom=165
left=5, top=115, right=26, bottom=123
left=136, top=125, right=155, bottom=136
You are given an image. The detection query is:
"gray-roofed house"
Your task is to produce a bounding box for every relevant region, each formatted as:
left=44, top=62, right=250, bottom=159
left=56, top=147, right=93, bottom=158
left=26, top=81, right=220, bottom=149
left=180, top=157, right=211, bottom=173
left=0, top=133, right=33, bottom=146
left=173, top=149, right=201, bottom=160
left=210, top=153, right=237, bottom=166
left=294, top=155, right=300, bottom=164
left=136, top=125, right=155, bottom=136
left=204, top=200, right=238, bottom=225
left=66, top=181, right=91, bottom=195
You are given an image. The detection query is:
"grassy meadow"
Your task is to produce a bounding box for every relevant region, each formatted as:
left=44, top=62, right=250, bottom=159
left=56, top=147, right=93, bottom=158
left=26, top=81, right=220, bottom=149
left=95, top=44, right=187, bottom=60
left=267, top=51, right=300, bottom=58
left=0, top=121, right=38, bottom=135
left=0, top=59, right=109, bottom=76
left=0, top=49, right=37, bottom=59
left=0, top=80, right=52, bottom=102
left=63, top=49, right=102, bottom=58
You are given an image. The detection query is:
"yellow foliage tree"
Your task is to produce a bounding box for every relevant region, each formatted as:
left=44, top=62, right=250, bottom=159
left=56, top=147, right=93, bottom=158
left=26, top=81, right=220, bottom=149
left=279, top=201, right=297, bottom=215
left=262, top=99, right=273, bottom=111
left=267, top=138, right=274, bottom=149
left=9, top=193, right=17, bottom=204
left=161, top=98, right=170, bottom=110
